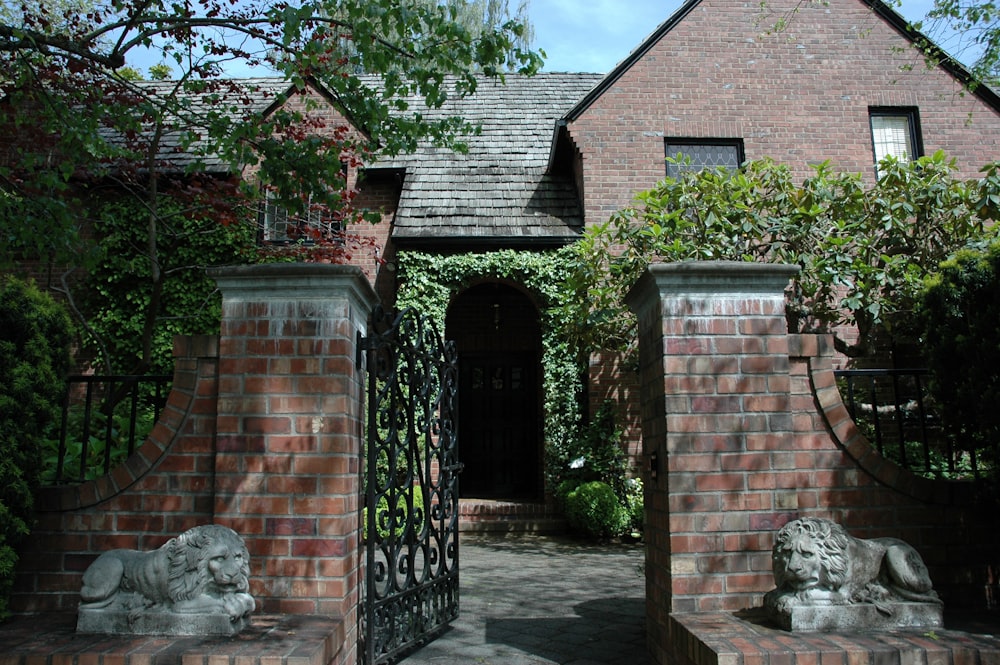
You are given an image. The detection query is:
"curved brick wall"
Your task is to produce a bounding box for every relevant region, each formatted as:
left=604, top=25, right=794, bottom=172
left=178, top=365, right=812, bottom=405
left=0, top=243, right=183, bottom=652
left=12, top=335, right=221, bottom=613
left=629, top=263, right=998, bottom=665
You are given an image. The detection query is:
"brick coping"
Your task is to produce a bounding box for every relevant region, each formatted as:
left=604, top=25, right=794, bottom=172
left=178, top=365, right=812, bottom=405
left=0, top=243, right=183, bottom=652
left=0, top=613, right=343, bottom=665
left=669, top=610, right=1000, bottom=665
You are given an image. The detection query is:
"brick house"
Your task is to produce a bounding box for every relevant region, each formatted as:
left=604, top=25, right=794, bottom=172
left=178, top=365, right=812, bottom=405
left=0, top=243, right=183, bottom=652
left=350, top=0, right=1000, bottom=507
left=11, top=0, right=1000, bottom=510
left=9, top=0, right=1000, bottom=636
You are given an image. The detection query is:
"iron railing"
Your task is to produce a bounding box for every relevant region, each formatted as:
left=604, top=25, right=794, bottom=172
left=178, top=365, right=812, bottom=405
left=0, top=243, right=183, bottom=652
left=45, top=374, right=172, bottom=485
left=835, top=368, right=983, bottom=480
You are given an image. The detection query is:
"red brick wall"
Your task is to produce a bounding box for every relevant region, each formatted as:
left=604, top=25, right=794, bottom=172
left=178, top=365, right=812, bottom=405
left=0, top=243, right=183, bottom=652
left=12, top=265, right=376, bottom=665
left=628, top=262, right=998, bottom=665
left=12, top=334, right=221, bottom=614
left=588, top=351, right=643, bottom=468
left=567, top=0, right=1000, bottom=227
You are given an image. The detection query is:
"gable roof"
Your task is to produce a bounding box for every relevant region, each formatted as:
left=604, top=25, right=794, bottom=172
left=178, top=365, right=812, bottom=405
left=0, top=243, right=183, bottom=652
left=374, top=72, right=602, bottom=246
left=127, top=73, right=603, bottom=246
left=562, top=0, right=1000, bottom=122
left=124, top=77, right=352, bottom=173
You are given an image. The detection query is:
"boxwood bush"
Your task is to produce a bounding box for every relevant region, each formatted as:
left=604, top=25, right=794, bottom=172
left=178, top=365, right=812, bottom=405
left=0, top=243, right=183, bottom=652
left=563, top=480, right=630, bottom=539
left=0, top=276, right=73, bottom=619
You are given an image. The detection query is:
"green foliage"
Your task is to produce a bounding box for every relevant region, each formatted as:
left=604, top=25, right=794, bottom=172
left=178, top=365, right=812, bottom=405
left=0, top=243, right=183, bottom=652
left=80, top=196, right=256, bottom=374
left=551, top=400, right=627, bottom=500
left=551, top=402, right=642, bottom=539
left=1, top=0, right=544, bottom=379
left=920, top=0, right=1000, bottom=86
left=364, top=487, right=427, bottom=542
left=0, top=276, right=73, bottom=619
left=567, top=153, right=1000, bottom=357
left=916, top=239, right=1000, bottom=472
left=40, top=401, right=159, bottom=484
left=563, top=481, right=630, bottom=539
left=395, top=249, right=585, bottom=490
left=624, top=477, right=644, bottom=534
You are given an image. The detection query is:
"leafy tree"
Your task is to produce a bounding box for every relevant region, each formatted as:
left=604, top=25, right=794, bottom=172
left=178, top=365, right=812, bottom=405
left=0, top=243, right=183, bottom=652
left=326, top=0, right=536, bottom=74
left=915, top=0, right=1000, bottom=86
left=916, top=239, right=1000, bottom=474
left=0, top=276, right=73, bottom=619
left=82, top=197, right=256, bottom=374
left=565, top=152, right=1000, bottom=358
left=0, top=0, right=542, bottom=373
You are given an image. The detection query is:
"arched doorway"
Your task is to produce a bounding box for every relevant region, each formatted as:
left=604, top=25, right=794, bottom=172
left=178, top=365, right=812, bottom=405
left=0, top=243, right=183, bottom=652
left=445, top=282, right=543, bottom=500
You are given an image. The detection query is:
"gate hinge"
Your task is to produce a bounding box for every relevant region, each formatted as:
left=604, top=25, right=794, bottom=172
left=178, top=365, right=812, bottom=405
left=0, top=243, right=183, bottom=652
left=356, top=331, right=376, bottom=368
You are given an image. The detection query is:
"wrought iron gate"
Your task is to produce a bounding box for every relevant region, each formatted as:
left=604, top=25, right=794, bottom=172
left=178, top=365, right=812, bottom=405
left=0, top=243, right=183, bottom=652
left=359, top=307, right=461, bottom=665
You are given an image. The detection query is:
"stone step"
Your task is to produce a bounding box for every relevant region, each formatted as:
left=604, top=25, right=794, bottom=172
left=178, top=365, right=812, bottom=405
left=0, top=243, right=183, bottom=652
left=459, top=499, right=567, bottom=534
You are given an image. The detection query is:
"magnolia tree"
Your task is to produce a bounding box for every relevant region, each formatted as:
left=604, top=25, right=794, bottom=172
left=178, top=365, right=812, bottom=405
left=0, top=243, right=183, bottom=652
left=0, top=0, right=541, bottom=373
left=565, top=152, right=1000, bottom=359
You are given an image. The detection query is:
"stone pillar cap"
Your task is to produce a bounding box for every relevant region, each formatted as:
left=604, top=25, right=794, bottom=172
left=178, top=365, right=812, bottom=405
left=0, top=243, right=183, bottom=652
left=626, top=260, right=800, bottom=311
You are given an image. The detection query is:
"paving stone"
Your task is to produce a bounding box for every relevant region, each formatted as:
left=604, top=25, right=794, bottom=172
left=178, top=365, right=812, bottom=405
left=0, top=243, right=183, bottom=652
left=399, top=534, right=648, bottom=665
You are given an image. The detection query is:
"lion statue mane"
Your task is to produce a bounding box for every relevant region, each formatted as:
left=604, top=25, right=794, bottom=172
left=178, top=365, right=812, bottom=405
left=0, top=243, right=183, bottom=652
left=764, top=517, right=941, bottom=617
left=79, top=524, right=255, bottom=621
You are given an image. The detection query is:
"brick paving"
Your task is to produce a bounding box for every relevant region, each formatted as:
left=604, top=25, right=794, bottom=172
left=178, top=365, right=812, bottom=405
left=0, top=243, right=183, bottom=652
left=399, top=534, right=648, bottom=665
left=0, top=613, right=343, bottom=665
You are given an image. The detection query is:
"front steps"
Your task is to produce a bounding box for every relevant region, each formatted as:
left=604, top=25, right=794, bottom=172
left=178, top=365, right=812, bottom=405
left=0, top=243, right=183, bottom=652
left=459, top=499, right=567, bottom=533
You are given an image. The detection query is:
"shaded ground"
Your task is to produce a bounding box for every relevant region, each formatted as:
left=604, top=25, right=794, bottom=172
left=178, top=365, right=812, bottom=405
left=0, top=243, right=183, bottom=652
left=398, top=534, right=648, bottom=665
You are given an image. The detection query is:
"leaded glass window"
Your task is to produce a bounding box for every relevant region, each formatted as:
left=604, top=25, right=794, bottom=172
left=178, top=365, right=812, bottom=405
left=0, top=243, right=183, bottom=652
left=665, top=139, right=745, bottom=178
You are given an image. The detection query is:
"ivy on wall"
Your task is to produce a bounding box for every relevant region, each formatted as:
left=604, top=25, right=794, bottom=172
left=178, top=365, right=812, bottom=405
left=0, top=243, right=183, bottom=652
left=395, top=249, right=585, bottom=489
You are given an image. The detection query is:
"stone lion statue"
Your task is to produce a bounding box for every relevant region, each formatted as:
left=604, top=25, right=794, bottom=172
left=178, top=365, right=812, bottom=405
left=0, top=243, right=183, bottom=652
left=764, top=517, right=941, bottom=618
left=79, top=524, right=255, bottom=622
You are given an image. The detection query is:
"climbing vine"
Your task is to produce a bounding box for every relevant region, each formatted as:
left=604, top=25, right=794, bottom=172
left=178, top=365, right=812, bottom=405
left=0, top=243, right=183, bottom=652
left=395, top=249, right=585, bottom=488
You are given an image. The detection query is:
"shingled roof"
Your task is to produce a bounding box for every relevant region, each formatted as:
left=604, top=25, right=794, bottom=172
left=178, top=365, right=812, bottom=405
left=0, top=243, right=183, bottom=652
left=118, top=73, right=601, bottom=245
left=374, top=73, right=602, bottom=246
left=106, top=78, right=300, bottom=173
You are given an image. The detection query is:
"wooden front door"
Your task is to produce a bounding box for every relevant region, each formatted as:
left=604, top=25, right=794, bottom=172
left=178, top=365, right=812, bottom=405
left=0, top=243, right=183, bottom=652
left=459, top=351, right=540, bottom=499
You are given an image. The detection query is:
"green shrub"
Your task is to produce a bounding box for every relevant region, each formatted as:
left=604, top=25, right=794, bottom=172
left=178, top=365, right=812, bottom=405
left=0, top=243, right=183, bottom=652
left=624, top=477, right=644, bottom=533
left=364, top=487, right=427, bottom=543
left=564, top=481, right=630, bottom=539
left=82, top=197, right=255, bottom=374
left=554, top=400, right=627, bottom=500
left=0, top=276, right=73, bottom=619
left=917, top=240, right=1000, bottom=477
left=40, top=402, right=159, bottom=484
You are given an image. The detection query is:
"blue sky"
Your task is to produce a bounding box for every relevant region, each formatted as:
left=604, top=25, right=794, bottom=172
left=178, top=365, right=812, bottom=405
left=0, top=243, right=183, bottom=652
left=123, top=1, right=959, bottom=78
left=532, top=0, right=945, bottom=73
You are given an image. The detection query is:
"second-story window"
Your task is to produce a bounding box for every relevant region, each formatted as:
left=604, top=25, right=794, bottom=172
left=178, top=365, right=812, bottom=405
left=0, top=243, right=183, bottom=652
left=870, top=107, right=922, bottom=175
left=260, top=190, right=342, bottom=244
left=665, top=138, right=745, bottom=178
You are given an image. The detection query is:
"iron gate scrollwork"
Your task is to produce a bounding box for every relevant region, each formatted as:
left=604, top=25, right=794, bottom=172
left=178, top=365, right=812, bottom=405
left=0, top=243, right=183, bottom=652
left=359, top=306, right=461, bottom=665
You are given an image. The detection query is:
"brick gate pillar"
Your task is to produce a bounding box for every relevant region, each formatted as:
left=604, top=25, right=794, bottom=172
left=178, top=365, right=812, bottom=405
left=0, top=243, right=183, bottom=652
left=626, top=262, right=799, bottom=661
left=210, top=264, right=376, bottom=661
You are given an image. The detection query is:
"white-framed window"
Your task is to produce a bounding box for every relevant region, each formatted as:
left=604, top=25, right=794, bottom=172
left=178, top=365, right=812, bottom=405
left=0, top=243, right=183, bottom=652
left=665, top=139, right=745, bottom=178
left=870, top=108, right=922, bottom=175
left=260, top=190, right=342, bottom=244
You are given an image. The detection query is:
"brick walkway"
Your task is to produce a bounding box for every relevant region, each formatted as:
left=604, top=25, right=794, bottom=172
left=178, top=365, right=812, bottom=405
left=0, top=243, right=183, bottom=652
left=398, top=534, right=648, bottom=665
